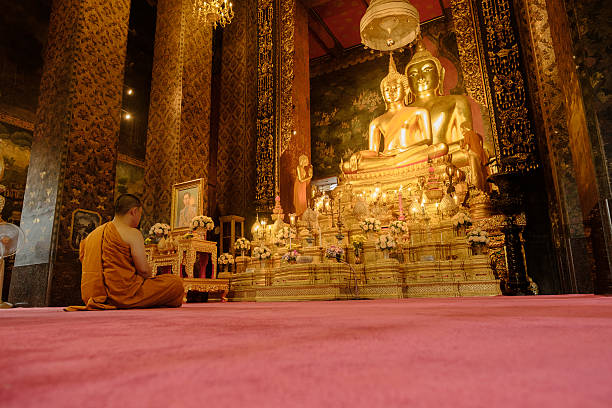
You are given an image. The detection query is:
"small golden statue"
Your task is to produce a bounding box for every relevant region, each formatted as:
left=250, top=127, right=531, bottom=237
left=294, top=154, right=313, bottom=217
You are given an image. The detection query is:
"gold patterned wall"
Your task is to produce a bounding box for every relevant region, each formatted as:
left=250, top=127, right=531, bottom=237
left=10, top=0, right=130, bottom=306
left=216, top=0, right=258, bottom=217
left=143, top=0, right=212, bottom=227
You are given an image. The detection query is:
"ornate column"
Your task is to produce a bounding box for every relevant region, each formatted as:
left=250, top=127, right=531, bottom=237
left=143, top=0, right=212, bottom=227
left=216, top=0, right=258, bottom=218
left=9, top=0, right=131, bottom=306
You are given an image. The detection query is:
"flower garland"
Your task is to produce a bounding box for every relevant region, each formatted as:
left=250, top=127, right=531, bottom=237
left=325, top=245, right=345, bottom=259
left=281, top=249, right=300, bottom=262
left=149, top=223, right=171, bottom=237
left=389, top=220, right=408, bottom=235
left=375, top=234, right=397, bottom=251
left=191, top=215, right=214, bottom=231
left=467, top=228, right=490, bottom=245
left=235, top=237, right=251, bottom=252
left=252, top=246, right=272, bottom=260
left=218, top=253, right=234, bottom=265
left=359, top=217, right=381, bottom=233
left=451, top=212, right=472, bottom=227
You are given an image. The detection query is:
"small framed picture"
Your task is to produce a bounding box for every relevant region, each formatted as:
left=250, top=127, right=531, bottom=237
left=70, top=209, right=102, bottom=251
left=171, top=178, right=205, bottom=232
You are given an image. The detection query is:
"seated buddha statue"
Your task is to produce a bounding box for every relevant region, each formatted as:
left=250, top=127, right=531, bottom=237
left=405, top=40, right=489, bottom=190
left=341, top=54, right=448, bottom=174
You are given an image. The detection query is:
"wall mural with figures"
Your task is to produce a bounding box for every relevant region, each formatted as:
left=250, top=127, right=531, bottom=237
left=310, top=19, right=491, bottom=179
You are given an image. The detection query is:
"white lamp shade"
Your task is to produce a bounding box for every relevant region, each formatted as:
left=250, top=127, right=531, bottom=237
left=360, top=0, right=420, bottom=51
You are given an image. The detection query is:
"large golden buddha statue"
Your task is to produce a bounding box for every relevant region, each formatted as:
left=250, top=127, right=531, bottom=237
left=341, top=54, right=448, bottom=174
left=342, top=41, right=490, bottom=190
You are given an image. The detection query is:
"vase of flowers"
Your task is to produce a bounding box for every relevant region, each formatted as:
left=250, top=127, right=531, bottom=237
left=191, top=215, right=214, bottom=239
left=467, top=228, right=489, bottom=255
left=351, top=234, right=366, bottom=264
left=451, top=212, right=472, bottom=236
left=375, top=234, right=397, bottom=260
left=275, top=226, right=296, bottom=246
left=281, top=249, right=300, bottom=264
left=218, top=253, right=234, bottom=272
left=235, top=237, right=251, bottom=258
left=325, top=245, right=345, bottom=262
left=253, top=246, right=271, bottom=269
left=148, top=223, right=171, bottom=244
left=389, top=220, right=409, bottom=237
left=359, top=217, right=381, bottom=241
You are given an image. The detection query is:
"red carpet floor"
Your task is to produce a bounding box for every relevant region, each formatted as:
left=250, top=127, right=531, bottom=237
left=1, top=295, right=612, bottom=407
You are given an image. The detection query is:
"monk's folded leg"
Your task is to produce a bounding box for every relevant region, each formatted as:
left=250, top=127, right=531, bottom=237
left=114, top=274, right=185, bottom=309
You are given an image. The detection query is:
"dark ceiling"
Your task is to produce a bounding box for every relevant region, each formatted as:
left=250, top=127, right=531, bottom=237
left=303, top=0, right=451, bottom=60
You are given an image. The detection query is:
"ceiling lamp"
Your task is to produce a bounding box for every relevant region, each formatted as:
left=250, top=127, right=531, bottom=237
left=193, top=0, right=234, bottom=28
left=360, top=0, right=420, bottom=51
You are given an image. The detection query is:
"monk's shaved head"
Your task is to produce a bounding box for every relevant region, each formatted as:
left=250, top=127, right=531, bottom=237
left=115, top=194, right=142, bottom=215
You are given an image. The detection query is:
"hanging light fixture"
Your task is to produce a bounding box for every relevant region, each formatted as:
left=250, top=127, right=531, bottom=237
left=193, top=0, right=234, bottom=28
left=360, top=0, right=420, bottom=51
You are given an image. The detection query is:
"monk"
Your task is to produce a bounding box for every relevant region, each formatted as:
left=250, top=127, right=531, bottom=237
left=66, top=194, right=184, bottom=311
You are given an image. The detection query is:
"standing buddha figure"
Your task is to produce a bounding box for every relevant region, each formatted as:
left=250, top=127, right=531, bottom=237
left=342, top=54, right=447, bottom=174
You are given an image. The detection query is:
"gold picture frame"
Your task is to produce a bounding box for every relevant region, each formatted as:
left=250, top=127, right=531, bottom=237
left=170, top=178, right=205, bottom=232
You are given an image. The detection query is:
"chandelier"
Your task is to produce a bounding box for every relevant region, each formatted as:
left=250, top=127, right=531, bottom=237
left=193, top=0, right=234, bottom=28
left=360, top=0, right=420, bottom=51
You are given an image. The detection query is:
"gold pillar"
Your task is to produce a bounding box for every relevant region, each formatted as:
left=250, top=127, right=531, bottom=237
left=143, top=0, right=212, bottom=227
left=216, top=0, right=258, bottom=217
left=10, top=0, right=130, bottom=306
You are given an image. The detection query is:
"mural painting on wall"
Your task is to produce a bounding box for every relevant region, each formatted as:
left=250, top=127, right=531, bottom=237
left=114, top=159, right=145, bottom=200
left=310, top=21, right=490, bottom=179
left=0, top=121, right=33, bottom=224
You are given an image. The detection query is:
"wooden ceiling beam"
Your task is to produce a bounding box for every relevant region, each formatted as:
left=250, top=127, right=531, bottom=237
left=308, top=24, right=333, bottom=56
left=308, top=8, right=344, bottom=57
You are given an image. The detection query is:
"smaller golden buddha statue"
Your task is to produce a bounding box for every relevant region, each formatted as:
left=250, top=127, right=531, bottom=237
left=294, top=154, right=313, bottom=217
left=342, top=54, right=448, bottom=174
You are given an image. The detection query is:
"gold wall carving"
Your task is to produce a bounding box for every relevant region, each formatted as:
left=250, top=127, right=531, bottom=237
left=217, top=0, right=258, bottom=216
left=255, top=0, right=276, bottom=210
left=473, top=0, right=538, bottom=173
left=144, top=0, right=212, bottom=227
left=278, top=0, right=295, bottom=156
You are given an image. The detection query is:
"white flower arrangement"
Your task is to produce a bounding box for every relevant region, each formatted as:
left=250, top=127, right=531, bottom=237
left=252, top=246, right=272, bottom=260
left=389, top=220, right=409, bottom=235
left=275, top=226, right=296, bottom=241
left=375, top=234, right=397, bottom=251
left=191, top=215, right=214, bottom=231
left=149, top=223, right=171, bottom=236
left=451, top=212, right=472, bottom=227
left=359, top=217, right=381, bottom=233
left=218, top=253, right=234, bottom=265
left=235, top=237, right=250, bottom=251
left=467, top=228, right=490, bottom=245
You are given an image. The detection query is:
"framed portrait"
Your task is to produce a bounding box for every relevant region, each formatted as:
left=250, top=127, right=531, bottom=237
left=70, top=209, right=102, bottom=251
left=171, top=178, right=205, bottom=232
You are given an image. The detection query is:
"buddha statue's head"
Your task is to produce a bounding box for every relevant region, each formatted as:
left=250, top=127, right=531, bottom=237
left=298, top=154, right=309, bottom=167
left=380, top=53, right=410, bottom=110
left=405, top=40, right=445, bottom=103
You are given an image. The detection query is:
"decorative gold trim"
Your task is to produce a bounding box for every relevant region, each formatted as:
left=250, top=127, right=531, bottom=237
left=278, top=0, right=295, bottom=156
left=0, top=113, right=34, bottom=131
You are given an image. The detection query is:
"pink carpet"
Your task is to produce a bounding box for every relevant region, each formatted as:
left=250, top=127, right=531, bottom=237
left=1, top=295, right=612, bottom=407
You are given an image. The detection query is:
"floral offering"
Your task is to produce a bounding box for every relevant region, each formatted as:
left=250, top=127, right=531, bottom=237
left=467, top=228, right=490, bottom=245
left=389, top=220, right=409, bottom=235
left=276, top=226, right=297, bottom=240
left=351, top=235, right=366, bottom=250
left=281, top=249, right=300, bottom=263
left=451, top=212, right=472, bottom=227
left=359, top=217, right=381, bottom=233
left=375, top=234, right=397, bottom=251
left=191, top=215, right=214, bottom=231
left=149, top=223, right=171, bottom=237
left=325, top=245, right=345, bottom=260
left=218, top=253, right=234, bottom=265
left=252, top=246, right=272, bottom=260
left=234, top=237, right=251, bottom=252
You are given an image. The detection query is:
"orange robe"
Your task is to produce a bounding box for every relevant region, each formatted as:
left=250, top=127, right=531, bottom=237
left=65, top=222, right=184, bottom=311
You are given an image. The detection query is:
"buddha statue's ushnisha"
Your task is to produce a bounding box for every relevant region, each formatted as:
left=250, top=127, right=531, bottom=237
left=342, top=54, right=447, bottom=174
left=405, top=40, right=490, bottom=189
